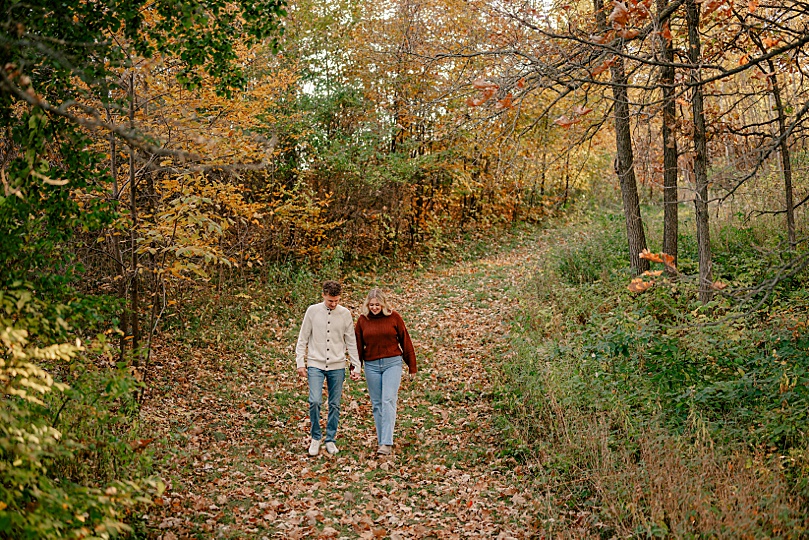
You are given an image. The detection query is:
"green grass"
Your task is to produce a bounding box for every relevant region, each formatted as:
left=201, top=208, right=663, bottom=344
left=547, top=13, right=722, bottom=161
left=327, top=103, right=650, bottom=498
left=494, top=204, right=809, bottom=537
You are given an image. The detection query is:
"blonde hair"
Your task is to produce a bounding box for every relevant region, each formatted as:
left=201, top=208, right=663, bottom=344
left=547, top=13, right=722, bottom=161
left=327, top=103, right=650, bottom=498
left=360, top=288, right=393, bottom=316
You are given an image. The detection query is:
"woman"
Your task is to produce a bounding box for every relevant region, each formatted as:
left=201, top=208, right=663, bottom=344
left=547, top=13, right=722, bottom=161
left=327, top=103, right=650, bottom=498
left=355, top=288, right=417, bottom=455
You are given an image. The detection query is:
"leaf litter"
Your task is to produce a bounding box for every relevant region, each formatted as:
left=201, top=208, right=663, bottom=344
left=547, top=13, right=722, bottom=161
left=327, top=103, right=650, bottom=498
left=142, top=230, right=547, bottom=539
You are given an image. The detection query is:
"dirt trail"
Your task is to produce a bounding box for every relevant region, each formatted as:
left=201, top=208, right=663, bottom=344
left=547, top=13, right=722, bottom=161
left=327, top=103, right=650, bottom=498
left=143, top=230, right=545, bottom=539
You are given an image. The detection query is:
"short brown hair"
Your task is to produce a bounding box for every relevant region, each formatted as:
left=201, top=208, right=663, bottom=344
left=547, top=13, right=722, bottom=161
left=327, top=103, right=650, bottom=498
left=322, top=280, right=342, bottom=297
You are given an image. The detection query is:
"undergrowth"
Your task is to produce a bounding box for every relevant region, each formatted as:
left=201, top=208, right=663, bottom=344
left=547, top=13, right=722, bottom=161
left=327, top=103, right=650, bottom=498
left=496, top=204, right=809, bottom=538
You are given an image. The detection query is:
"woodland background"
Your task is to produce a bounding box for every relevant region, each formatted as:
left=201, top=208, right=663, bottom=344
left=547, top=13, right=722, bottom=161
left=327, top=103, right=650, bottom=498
left=1, top=0, right=808, bottom=537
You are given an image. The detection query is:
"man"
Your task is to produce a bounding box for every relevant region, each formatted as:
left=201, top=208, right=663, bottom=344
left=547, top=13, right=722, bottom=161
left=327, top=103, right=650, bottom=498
left=295, top=280, right=361, bottom=456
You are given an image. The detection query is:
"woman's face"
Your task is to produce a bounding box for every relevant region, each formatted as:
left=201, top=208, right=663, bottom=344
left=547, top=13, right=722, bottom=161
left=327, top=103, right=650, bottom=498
left=368, top=298, right=382, bottom=315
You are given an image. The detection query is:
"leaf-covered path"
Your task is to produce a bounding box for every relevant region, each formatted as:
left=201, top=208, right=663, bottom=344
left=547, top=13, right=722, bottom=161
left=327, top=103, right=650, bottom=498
left=143, top=230, right=545, bottom=539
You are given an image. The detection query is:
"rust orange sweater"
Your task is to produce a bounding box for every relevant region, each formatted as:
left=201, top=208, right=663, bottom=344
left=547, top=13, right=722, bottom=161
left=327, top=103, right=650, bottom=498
left=354, top=311, right=417, bottom=374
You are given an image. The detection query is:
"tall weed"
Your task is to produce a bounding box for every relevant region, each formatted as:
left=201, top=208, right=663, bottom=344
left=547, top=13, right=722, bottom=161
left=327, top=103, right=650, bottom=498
left=496, top=207, right=809, bottom=537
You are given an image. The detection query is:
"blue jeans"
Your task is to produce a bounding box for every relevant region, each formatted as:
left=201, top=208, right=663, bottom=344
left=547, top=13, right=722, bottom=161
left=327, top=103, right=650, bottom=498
left=364, top=355, right=403, bottom=446
left=307, top=367, right=345, bottom=443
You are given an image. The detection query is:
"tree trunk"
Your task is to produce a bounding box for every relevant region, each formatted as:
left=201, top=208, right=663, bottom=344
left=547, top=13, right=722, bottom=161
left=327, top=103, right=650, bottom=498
left=595, top=0, right=649, bottom=275
left=128, top=72, right=140, bottom=360
left=106, top=105, right=129, bottom=364
left=658, top=0, right=679, bottom=273
left=686, top=0, right=713, bottom=303
left=767, top=60, right=796, bottom=249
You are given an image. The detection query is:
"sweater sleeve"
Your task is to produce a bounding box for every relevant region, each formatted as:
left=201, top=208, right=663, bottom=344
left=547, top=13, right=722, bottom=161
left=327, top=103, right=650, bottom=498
left=344, top=310, right=361, bottom=372
left=294, top=306, right=313, bottom=369
left=395, top=312, right=417, bottom=374
left=354, top=317, right=365, bottom=363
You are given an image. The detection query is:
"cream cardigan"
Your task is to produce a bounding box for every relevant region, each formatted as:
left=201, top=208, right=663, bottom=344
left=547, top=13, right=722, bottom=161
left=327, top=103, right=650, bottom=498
left=295, top=302, right=361, bottom=372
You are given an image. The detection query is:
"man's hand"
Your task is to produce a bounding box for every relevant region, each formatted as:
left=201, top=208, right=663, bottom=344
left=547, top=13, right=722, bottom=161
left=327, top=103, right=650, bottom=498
left=349, top=367, right=361, bottom=381
left=297, top=367, right=306, bottom=379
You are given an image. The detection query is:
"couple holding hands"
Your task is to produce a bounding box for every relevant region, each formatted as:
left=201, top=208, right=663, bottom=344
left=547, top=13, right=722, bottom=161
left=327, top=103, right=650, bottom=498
left=295, top=281, right=417, bottom=457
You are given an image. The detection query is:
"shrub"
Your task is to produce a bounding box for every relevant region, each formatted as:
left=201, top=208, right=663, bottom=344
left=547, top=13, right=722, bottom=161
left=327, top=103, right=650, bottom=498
left=0, top=287, right=162, bottom=539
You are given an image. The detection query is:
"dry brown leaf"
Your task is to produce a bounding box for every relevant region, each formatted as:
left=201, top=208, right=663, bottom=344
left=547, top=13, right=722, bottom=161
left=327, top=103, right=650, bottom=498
left=609, top=2, right=630, bottom=29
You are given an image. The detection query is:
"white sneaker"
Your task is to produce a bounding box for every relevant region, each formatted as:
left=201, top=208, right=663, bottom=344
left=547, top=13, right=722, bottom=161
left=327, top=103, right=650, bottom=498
left=308, top=439, right=321, bottom=456
left=325, top=441, right=339, bottom=455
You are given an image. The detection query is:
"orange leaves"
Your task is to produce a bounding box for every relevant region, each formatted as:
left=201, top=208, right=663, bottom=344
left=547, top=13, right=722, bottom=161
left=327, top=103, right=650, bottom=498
left=660, top=22, right=672, bottom=44
left=472, top=78, right=498, bottom=90
left=466, top=90, right=495, bottom=107
left=639, top=249, right=675, bottom=269
left=628, top=277, right=654, bottom=293
left=554, top=115, right=579, bottom=128
left=591, top=56, right=617, bottom=77
left=129, top=438, right=155, bottom=452
left=704, top=0, right=732, bottom=16
left=467, top=78, right=515, bottom=110
left=763, top=37, right=781, bottom=49
left=608, top=2, right=630, bottom=29
left=608, top=0, right=649, bottom=36
left=467, top=78, right=498, bottom=107
left=555, top=104, right=594, bottom=129
left=749, top=0, right=759, bottom=13
left=494, top=93, right=513, bottom=110
left=628, top=250, right=677, bottom=294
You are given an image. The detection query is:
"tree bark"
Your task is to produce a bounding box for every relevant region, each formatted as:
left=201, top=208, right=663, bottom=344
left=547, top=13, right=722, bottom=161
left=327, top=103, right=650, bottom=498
left=106, top=104, right=128, bottom=364
left=686, top=0, right=713, bottom=303
left=658, top=0, right=679, bottom=273
left=594, top=0, right=649, bottom=275
left=128, top=72, right=140, bottom=359
left=767, top=60, right=796, bottom=249
left=745, top=23, right=797, bottom=250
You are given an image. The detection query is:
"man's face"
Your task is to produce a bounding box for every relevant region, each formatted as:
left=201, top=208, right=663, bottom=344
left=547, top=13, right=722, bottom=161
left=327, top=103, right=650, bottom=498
left=323, top=294, right=340, bottom=310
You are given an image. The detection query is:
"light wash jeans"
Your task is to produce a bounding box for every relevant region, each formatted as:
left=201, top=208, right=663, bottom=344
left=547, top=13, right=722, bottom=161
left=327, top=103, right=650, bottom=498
left=307, top=367, right=345, bottom=443
left=364, top=355, right=403, bottom=446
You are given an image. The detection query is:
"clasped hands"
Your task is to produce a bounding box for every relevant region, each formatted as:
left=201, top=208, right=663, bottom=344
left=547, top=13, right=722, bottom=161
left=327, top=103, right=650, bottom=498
left=296, top=367, right=413, bottom=383
left=296, top=366, right=361, bottom=381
